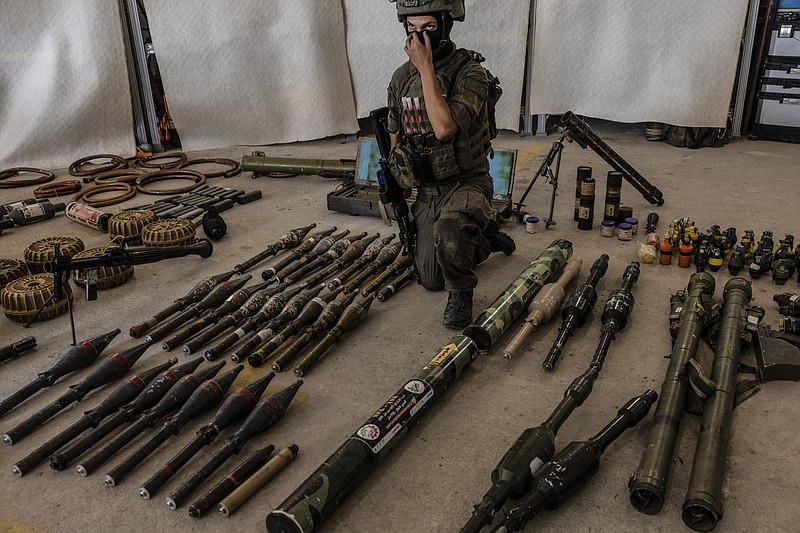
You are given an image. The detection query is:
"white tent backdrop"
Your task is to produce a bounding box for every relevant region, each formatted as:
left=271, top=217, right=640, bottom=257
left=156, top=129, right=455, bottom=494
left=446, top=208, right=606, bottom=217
left=530, top=0, right=750, bottom=127
left=0, top=1, right=756, bottom=170
left=142, top=0, right=359, bottom=152
left=345, top=0, right=531, bottom=131
left=0, top=0, right=136, bottom=169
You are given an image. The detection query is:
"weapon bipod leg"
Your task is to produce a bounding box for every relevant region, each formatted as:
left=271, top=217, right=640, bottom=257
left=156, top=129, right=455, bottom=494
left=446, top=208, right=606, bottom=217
left=513, top=129, right=569, bottom=229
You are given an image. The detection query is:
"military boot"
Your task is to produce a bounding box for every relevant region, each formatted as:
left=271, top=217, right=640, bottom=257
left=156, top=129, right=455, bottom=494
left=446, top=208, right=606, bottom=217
left=443, top=290, right=473, bottom=329
left=485, top=221, right=516, bottom=256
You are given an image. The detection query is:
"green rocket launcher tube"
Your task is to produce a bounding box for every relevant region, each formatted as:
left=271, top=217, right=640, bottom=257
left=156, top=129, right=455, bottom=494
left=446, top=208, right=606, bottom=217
left=629, top=272, right=716, bottom=514
left=682, top=278, right=753, bottom=532
left=265, top=240, right=572, bottom=533
left=464, top=239, right=573, bottom=349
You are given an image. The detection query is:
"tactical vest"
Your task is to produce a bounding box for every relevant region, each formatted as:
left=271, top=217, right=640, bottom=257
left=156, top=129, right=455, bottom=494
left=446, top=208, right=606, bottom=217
left=390, top=48, right=494, bottom=188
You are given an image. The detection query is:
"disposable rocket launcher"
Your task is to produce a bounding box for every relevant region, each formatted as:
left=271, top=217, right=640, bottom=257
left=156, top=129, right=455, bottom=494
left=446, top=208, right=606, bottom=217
left=629, top=272, right=716, bottom=515
left=265, top=239, right=573, bottom=533
left=3, top=339, right=150, bottom=445
left=11, top=357, right=177, bottom=477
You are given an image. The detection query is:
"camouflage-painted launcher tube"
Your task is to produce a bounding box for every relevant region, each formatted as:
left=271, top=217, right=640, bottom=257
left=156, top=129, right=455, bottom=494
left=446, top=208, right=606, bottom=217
left=463, top=239, right=573, bottom=349
left=266, top=334, right=477, bottom=533
left=265, top=242, right=572, bottom=533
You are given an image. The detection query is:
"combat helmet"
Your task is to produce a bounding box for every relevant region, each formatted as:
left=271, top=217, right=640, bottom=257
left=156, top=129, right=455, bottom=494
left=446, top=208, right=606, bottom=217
left=390, top=0, right=465, bottom=22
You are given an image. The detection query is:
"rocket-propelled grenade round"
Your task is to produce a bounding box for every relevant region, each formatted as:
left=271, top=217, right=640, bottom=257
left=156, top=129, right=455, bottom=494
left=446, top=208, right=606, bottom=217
left=501, top=258, right=583, bottom=361
left=629, top=272, right=715, bottom=515
left=0, top=336, right=36, bottom=364
left=103, top=364, right=244, bottom=487
left=138, top=371, right=274, bottom=499
left=130, top=270, right=236, bottom=338
left=460, top=366, right=599, bottom=533
left=289, top=293, right=374, bottom=377
left=589, top=261, right=640, bottom=373
left=204, top=282, right=299, bottom=361
left=376, top=266, right=416, bottom=302
left=0, top=329, right=120, bottom=419
left=233, top=223, right=317, bottom=275
left=49, top=356, right=205, bottom=472
left=495, top=389, right=658, bottom=533
left=261, top=227, right=337, bottom=281
left=3, top=340, right=150, bottom=445
left=253, top=290, right=350, bottom=371
left=682, top=278, right=753, bottom=532
left=166, top=379, right=302, bottom=510
left=543, top=253, right=609, bottom=371
left=145, top=275, right=252, bottom=343
left=272, top=292, right=362, bottom=377
left=266, top=240, right=572, bottom=533
left=11, top=357, right=177, bottom=476
left=75, top=361, right=226, bottom=477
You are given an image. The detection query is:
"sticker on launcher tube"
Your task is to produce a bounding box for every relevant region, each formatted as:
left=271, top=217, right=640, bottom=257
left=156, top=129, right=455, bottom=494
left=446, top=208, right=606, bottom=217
left=351, top=379, right=434, bottom=454
left=429, top=343, right=457, bottom=367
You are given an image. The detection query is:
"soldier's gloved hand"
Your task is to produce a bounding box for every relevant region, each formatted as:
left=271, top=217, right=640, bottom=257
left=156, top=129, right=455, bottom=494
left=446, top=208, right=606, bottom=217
left=404, top=32, right=434, bottom=73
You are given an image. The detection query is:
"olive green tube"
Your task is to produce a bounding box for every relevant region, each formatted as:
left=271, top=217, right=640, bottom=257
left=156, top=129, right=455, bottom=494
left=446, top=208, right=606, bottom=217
left=218, top=444, right=298, bottom=516
left=241, top=155, right=355, bottom=179
left=463, top=239, right=573, bottom=349
left=265, top=241, right=571, bottom=533
left=629, top=272, right=715, bottom=514
left=682, top=278, right=752, bottom=531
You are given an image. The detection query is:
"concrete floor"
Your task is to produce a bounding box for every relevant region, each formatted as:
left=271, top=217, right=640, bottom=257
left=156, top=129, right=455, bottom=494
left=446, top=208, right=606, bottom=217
left=0, top=124, right=798, bottom=533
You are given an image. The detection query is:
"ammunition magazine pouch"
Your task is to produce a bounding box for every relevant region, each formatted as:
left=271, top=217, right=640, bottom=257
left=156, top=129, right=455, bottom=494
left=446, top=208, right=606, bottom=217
left=389, top=135, right=460, bottom=190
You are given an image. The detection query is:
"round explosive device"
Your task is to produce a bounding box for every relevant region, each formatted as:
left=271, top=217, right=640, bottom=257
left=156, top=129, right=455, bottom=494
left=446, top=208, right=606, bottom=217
left=23, top=236, right=85, bottom=273
left=70, top=247, right=134, bottom=290
left=141, top=218, right=196, bottom=247
left=1, top=274, right=73, bottom=323
left=107, top=209, right=159, bottom=242
left=0, top=258, right=30, bottom=291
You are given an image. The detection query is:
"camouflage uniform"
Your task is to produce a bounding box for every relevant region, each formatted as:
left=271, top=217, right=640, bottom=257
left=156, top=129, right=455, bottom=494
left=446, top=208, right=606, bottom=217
left=386, top=43, right=495, bottom=293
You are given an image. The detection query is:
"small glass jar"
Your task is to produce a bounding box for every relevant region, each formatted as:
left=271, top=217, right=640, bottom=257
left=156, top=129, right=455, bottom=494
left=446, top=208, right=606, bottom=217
left=617, top=222, right=633, bottom=241
left=524, top=215, right=540, bottom=234
left=601, top=219, right=616, bottom=238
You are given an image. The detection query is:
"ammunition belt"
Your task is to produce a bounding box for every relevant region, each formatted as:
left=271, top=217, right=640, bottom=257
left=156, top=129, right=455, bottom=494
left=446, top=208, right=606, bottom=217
left=34, top=180, right=82, bottom=199
left=69, top=154, right=128, bottom=180
left=180, top=158, right=242, bottom=179
left=138, top=152, right=188, bottom=170
left=136, top=170, right=206, bottom=195
left=73, top=183, right=136, bottom=208
left=0, top=167, right=55, bottom=188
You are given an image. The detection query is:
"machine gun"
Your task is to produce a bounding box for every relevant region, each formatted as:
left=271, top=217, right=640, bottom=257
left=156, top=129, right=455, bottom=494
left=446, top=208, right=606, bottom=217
left=30, top=238, right=213, bottom=345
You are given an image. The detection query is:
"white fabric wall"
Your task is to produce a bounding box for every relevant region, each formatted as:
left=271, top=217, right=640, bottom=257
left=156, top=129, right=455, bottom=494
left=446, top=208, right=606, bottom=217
left=530, top=0, right=750, bottom=127
left=142, top=0, right=359, bottom=153
left=345, top=0, right=531, bottom=131
left=0, top=1, right=136, bottom=169
left=0, top=1, right=753, bottom=170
